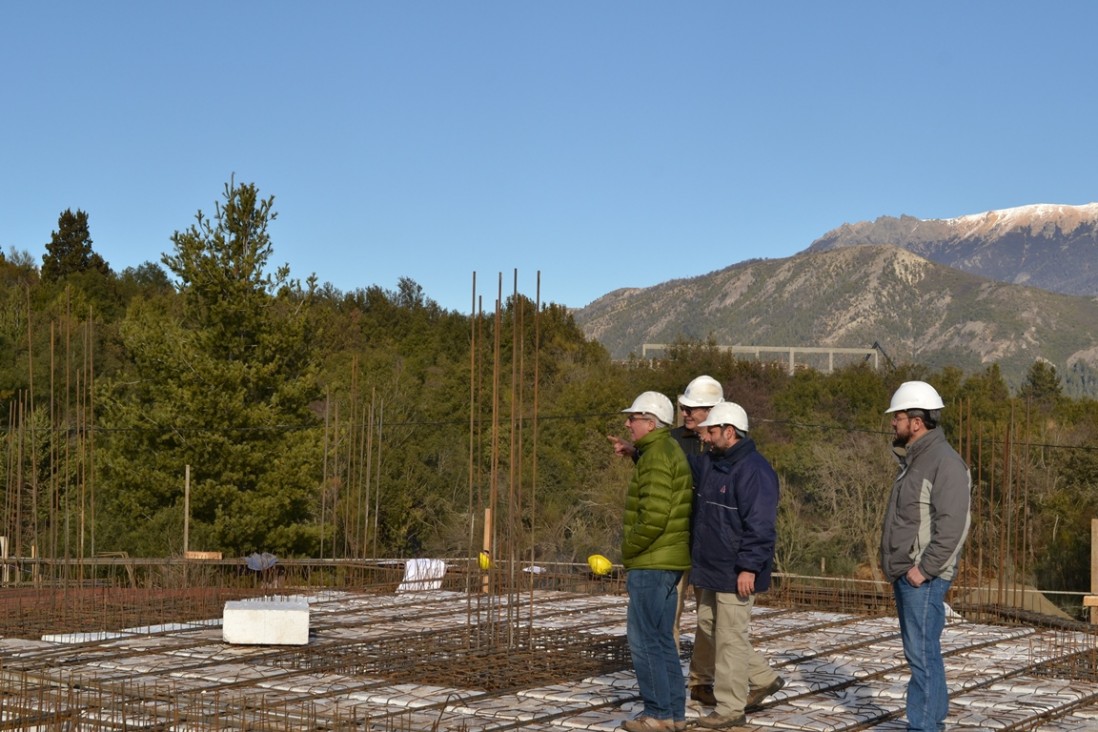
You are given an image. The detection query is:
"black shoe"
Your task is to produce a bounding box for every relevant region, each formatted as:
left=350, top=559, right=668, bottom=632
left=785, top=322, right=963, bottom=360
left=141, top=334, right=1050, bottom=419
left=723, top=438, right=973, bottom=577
left=689, top=684, right=716, bottom=706
left=745, top=675, right=785, bottom=712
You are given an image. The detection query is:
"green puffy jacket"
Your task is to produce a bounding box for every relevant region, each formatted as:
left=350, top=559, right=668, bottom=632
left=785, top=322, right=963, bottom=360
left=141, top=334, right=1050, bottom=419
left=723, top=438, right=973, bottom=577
left=621, top=426, right=693, bottom=570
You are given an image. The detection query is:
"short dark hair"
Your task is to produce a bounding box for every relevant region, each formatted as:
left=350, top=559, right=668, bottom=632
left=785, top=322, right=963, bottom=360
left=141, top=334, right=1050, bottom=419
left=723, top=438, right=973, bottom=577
left=908, top=408, right=940, bottom=429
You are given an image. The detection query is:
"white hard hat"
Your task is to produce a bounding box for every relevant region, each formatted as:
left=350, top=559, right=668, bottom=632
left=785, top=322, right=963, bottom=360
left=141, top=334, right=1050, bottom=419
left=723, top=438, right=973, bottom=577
left=678, top=375, right=725, bottom=408
left=622, top=391, right=674, bottom=426
left=698, top=401, right=749, bottom=432
left=885, top=381, right=945, bottom=413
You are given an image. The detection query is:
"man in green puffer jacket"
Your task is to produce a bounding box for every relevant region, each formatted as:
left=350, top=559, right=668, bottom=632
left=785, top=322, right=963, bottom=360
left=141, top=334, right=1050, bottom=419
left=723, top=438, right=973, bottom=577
left=615, top=391, right=693, bottom=732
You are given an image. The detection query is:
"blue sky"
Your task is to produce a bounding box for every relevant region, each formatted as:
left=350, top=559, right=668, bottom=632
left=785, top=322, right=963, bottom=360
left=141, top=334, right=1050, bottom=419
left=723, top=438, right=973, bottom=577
left=3, top=3, right=1096, bottom=314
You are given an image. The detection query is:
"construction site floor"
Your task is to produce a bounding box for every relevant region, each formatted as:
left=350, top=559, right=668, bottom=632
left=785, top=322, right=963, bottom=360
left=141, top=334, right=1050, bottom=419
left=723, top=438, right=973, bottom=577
left=2, top=587, right=1097, bottom=731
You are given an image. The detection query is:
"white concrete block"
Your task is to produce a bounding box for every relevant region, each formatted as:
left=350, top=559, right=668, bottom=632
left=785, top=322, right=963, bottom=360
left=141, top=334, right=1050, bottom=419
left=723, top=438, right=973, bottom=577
left=223, top=597, right=310, bottom=645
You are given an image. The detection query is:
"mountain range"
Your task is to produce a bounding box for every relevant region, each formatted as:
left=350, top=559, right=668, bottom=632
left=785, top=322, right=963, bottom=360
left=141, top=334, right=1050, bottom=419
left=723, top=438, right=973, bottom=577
left=807, top=203, right=1098, bottom=296
left=572, top=203, right=1098, bottom=396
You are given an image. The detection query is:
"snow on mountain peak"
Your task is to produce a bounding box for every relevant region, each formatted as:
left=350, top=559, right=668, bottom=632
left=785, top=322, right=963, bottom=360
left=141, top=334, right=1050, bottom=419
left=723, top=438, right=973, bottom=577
left=944, top=203, right=1098, bottom=239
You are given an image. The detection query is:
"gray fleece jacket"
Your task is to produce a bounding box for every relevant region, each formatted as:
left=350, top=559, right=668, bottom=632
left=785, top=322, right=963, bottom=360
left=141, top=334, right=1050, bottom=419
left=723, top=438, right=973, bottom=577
left=880, top=428, right=971, bottom=582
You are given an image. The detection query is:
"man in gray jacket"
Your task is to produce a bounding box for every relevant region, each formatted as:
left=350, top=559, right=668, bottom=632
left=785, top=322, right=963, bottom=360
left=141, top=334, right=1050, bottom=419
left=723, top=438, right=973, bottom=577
left=881, top=381, right=971, bottom=732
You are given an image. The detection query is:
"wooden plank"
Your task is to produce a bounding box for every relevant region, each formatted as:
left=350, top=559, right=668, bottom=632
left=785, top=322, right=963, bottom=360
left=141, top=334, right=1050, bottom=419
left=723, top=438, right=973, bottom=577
left=185, top=551, right=223, bottom=560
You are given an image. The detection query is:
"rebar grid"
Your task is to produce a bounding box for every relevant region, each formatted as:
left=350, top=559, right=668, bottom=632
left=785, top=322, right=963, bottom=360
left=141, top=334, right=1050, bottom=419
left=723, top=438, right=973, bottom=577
left=2, top=567, right=1098, bottom=731
left=268, top=623, right=629, bottom=693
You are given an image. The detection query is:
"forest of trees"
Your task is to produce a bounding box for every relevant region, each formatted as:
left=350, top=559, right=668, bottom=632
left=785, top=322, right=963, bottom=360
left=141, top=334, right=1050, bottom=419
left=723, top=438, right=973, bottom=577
left=3, top=180, right=1097, bottom=612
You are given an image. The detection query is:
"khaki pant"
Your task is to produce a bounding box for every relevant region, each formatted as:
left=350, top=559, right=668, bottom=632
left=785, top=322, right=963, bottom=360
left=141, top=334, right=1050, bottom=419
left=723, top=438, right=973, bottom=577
left=673, top=571, right=687, bottom=652
left=695, top=588, right=778, bottom=717
left=673, top=572, right=714, bottom=687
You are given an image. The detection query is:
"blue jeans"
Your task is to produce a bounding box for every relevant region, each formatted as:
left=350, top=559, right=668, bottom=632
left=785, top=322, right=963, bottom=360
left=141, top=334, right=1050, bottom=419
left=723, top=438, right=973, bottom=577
left=627, top=569, right=685, bottom=722
left=894, top=576, right=951, bottom=731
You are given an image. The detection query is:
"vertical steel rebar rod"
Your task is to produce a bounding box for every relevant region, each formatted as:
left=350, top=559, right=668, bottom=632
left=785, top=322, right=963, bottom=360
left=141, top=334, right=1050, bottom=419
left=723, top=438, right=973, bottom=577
left=507, top=269, right=521, bottom=640
left=528, top=273, right=541, bottom=626
left=466, top=274, right=478, bottom=612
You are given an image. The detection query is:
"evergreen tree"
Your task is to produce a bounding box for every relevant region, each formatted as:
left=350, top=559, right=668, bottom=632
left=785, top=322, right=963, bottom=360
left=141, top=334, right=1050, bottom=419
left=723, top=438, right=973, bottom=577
left=96, top=180, right=323, bottom=557
left=1019, top=359, right=1063, bottom=406
left=41, top=209, right=110, bottom=281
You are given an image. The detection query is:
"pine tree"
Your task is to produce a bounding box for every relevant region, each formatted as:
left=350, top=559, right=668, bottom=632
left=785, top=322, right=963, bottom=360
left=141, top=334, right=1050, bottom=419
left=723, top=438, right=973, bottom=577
left=96, top=179, right=323, bottom=556
left=41, top=209, right=110, bottom=281
left=1019, top=359, right=1063, bottom=406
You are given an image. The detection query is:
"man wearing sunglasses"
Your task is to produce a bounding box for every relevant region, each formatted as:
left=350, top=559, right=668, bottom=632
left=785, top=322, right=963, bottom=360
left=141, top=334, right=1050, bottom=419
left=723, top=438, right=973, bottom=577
left=673, top=376, right=724, bottom=708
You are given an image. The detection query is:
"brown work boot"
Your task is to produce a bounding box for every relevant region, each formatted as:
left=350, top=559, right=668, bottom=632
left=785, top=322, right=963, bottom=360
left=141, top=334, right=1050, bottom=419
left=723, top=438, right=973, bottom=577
left=689, top=683, right=717, bottom=706
left=621, top=714, right=674, bottom=731
left=745, top=675, right=785, bottom=712
left=696, top=711, right=748, bottom=729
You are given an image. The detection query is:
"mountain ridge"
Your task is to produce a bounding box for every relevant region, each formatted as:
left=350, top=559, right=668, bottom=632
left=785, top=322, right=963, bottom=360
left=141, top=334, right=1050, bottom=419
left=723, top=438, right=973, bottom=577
left=574, top=243, right=1098, bottom=396
left=807, top=202, right=1098, bottom=295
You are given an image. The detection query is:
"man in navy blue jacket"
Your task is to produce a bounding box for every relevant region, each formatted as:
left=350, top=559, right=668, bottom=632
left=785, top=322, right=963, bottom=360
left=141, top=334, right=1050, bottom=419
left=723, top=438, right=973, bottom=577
left=689, top=402, right=784, bottom=730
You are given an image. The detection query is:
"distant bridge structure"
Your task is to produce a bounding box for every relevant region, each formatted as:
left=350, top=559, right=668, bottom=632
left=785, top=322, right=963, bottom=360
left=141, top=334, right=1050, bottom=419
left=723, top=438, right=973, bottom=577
left=639, top=343, right=882, bottom=375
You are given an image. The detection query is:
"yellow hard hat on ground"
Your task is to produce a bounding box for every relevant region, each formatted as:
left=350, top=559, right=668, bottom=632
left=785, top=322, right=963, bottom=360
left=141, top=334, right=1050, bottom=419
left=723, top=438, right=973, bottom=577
left=587, top=554, right=613, bottom=576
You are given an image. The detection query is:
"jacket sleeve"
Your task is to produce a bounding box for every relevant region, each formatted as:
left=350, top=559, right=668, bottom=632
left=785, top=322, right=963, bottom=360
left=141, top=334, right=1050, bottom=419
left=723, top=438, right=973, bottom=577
left=686, top=452, right=706, bottom=486
left=622, top=450, right=674, bottom=559
left=919, top=451, right=971, bottom=578
left=733, top=458, right=779, bottom=575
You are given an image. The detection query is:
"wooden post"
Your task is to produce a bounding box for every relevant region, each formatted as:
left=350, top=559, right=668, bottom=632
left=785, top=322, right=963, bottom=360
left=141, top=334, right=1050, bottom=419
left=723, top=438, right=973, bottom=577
left=1090, top=519, right=1098, bottom=624
left=481, top=507, right=492, bottom=593
left=183, top=465, right=191, bottom=555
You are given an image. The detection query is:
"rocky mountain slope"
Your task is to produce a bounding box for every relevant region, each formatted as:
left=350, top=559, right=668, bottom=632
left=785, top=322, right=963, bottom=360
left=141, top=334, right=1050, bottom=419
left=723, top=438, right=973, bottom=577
left=573, top=245, right=1098, bottom=396
left=807, top=203, right=1098, bottom=296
